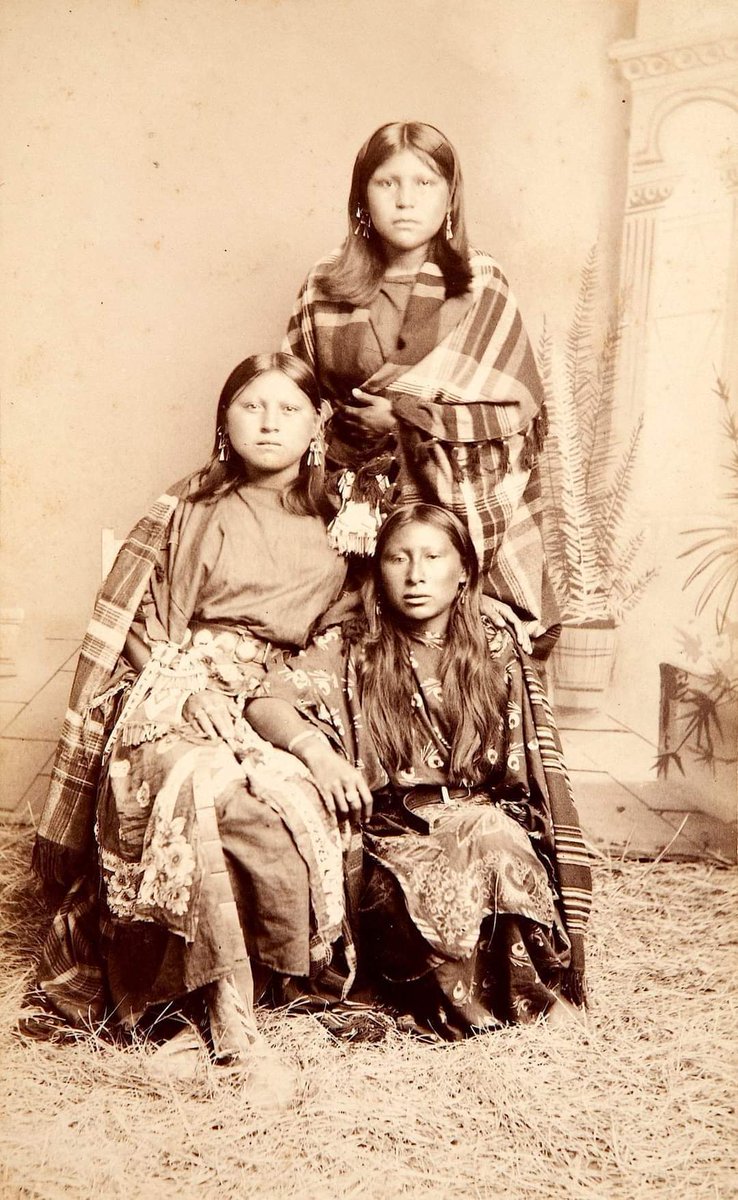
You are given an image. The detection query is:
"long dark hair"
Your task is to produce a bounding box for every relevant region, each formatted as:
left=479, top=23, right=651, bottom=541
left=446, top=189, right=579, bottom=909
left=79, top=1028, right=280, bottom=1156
left=320, top=122, right=473, bottom=307
left=189, top=353, right=333, bottom=520
left=356, top=504, right=506, bottom=785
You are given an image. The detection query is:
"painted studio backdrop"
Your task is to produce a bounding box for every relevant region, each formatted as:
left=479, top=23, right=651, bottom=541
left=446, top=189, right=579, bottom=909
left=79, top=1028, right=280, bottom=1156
left=2, top=0, right=736, bottom=853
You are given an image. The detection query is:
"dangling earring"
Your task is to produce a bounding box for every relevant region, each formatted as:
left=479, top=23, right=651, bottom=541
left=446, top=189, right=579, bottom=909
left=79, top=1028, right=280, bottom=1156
left=354, top=204, right=372, bottom=238
left=374, top=596, right=382, bottom=619
left=307, top=433, right=324, bottom=468
left=445, top=210, right=454, bottom=241
left=458, top=580, right=467, bottom=606
left=217, top=427, right=230, bottom=463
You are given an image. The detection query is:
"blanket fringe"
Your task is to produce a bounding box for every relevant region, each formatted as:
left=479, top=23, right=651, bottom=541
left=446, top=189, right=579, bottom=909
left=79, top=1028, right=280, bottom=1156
left=520, top=403, right=549, bottom=470
left=561, top=966, right=588, bottom=1009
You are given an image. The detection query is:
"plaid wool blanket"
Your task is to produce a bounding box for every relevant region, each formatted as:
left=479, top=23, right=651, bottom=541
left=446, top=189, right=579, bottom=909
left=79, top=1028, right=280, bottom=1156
left=34, top=483, right=188, bottom=886
left=285, top=250, right=560, bottom=646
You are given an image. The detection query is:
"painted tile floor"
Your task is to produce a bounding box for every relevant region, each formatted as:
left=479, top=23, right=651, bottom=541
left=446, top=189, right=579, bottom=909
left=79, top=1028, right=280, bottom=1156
left=1, top=634, right=735, bottom=864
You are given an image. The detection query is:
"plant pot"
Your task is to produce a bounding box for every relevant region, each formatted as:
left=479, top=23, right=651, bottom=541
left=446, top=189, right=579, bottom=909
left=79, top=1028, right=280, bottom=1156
left=657, top=662, right=737, bottom=827
left=549, top=621, right=617, bottom=710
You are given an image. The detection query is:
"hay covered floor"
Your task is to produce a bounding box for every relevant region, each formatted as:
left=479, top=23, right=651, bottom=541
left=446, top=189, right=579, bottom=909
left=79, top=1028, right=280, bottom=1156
left=0, top=830, right=735, bottom=1200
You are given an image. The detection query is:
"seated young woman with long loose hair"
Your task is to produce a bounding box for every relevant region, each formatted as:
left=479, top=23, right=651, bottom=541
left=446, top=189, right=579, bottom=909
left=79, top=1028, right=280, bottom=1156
left=247, top=504, right=592, bottom=1040
left=31, top=353, right=350, bottom=1097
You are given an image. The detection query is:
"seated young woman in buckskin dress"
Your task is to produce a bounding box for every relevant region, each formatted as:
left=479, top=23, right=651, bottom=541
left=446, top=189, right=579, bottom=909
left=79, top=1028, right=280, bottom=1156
left=32, top=353, right=350, bottom=1090
left=247, top=504, right=592, bottom=1040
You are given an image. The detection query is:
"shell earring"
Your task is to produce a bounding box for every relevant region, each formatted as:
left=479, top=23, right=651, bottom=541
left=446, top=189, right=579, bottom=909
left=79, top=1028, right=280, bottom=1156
left=354, top=204, right=372, bottom=238
left=445, top=210, right=454, bottom=241
left=217, top=427, right=230, bottom=463
left=307, top=433, right=324, bottom=468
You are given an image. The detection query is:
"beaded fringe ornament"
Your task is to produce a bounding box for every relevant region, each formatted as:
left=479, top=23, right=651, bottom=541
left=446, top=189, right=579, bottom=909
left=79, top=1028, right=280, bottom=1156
left=327, top=470, right=390, bottom=555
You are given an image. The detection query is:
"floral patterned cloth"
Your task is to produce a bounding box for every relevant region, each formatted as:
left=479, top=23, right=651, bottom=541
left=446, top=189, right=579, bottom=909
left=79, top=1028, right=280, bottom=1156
left=98, top=625, right=346, bottom=945
left=256, top=619, right=592, bottom=1028
left=365, top=799, right=554, bottom=960
left=35, top=484, right=350, bottom=1029
left=94, top=643, right=348, bottom=1023
left=361, top=864, right=569, bottom=1036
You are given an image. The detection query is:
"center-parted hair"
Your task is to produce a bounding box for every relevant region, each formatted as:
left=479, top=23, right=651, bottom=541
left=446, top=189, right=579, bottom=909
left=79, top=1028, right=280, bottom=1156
left=320, top=121, right=473, bottom=307
left=189, top=352, right=333, bottom=519
left=356, top=504, right=507, bottom=785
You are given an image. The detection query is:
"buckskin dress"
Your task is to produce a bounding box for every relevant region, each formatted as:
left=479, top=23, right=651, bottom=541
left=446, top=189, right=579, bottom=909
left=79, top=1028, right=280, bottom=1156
left=34, top=481, right=349, bottom=1033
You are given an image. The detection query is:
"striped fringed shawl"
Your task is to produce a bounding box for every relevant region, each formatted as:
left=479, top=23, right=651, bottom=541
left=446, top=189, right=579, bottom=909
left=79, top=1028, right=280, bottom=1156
left=33, top=481, right=191, bottom=887
left=284, top=249, right=559, bottom=643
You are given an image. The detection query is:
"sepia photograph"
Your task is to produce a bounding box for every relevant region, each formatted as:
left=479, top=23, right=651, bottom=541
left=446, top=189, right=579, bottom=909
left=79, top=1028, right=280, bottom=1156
left=1, top=0, right=736, bottom=1196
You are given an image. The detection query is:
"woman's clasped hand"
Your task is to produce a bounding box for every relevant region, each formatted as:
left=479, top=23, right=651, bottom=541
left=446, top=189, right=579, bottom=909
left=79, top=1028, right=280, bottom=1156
left=296, top=732, right=374, bottom=824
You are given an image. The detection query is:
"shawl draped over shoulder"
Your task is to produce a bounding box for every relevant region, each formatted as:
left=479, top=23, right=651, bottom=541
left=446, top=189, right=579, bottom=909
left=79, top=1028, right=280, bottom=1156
left=284, top=249, right=560, bottom=651
left=34, top=478, right=192, bottom=889
left=34, top=473, right=345, bottom=888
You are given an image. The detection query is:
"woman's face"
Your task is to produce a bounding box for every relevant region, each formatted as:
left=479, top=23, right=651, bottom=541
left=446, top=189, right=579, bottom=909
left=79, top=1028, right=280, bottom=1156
left=226, top=370, right=319, bottom=486
left=366, top=149, right=450, bottom=266
left=379, top=520, right=466, bottom=637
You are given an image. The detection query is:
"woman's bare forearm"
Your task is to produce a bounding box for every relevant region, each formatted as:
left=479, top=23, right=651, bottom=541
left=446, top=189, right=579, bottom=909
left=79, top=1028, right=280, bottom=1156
left=123, top=627, right=151, bottom=672
left=246, top=697, right=320, bottom=755
left=247, top=697, right=372, bottom=821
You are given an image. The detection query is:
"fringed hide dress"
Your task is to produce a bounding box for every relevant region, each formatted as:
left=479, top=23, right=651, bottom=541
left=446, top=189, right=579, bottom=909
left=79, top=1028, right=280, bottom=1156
left=33, top=480, right=348, bottom=1035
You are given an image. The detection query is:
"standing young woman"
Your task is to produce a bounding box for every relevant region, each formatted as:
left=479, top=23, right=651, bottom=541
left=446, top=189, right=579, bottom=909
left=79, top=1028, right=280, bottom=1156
left=32, top=353, right=348, bottom=1094
left=284, top=121, right=558, bottom=656
left=247, top=505, right=591, bottom=1040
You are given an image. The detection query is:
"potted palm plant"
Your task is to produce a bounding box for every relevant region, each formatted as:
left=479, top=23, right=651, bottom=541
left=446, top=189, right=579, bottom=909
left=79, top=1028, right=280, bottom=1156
left=656, top=379, right=738, bottom=829
left=539, top=247, right=656, bottom=709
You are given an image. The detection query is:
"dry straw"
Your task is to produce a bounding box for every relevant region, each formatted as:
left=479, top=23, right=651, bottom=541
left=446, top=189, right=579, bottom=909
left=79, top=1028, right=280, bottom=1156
left=0, top=828, right=735, bottom=1199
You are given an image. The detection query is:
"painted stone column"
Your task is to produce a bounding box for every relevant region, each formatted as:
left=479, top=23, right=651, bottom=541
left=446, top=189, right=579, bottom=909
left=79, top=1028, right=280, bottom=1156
left=616, top=177, right=675, bottom=426
left=721, top=154, right=738, bottom=394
